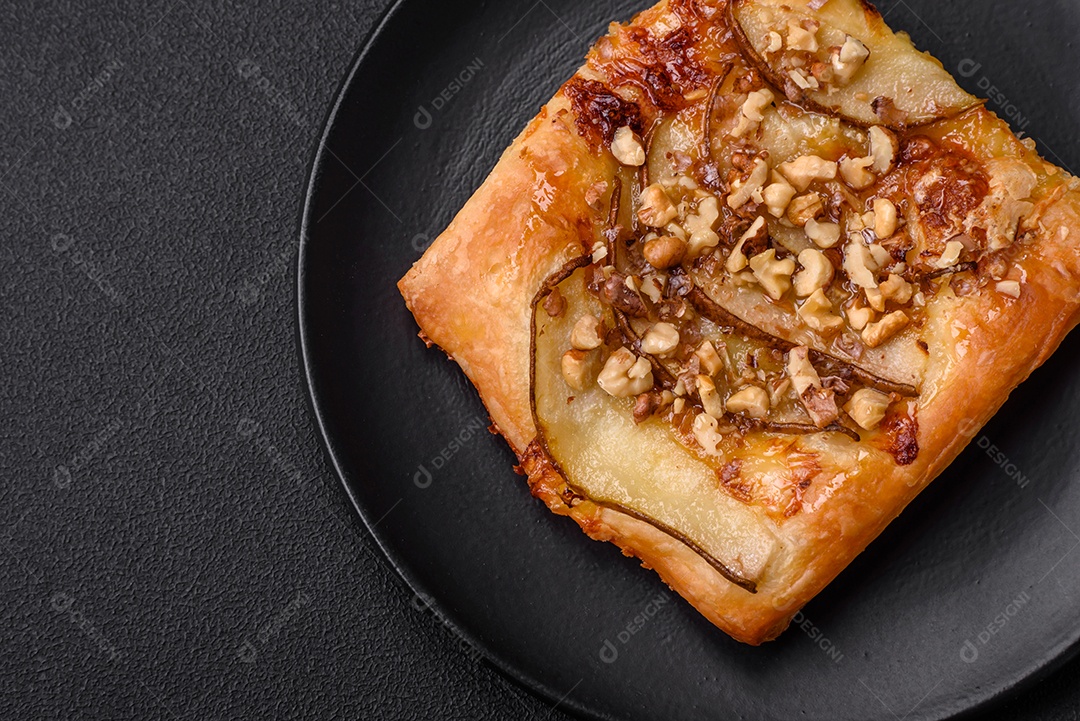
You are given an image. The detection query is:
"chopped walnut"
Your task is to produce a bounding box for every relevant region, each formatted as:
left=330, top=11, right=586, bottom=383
left=696, top=375, right=726, bottom=418
left=763, top=174, right=797, bottom=217
left=996, top=280, right=1022, bottom=299
left=543, top=289, right=567, bottom=318
left=786, top=346, right=837, bottom=427
left=611, top=126, right=646, bottom=167
left=642, top=322, right=680, bottom=356
left=685, top=195, right=721, bottom=258
left=843, top=242, right=879, bottom=289
left=598, top=348, right=654, bottom=397
left=643, top=235, right=687, bottom=270
left=786, top=19, right=819, bottom=52
left=786, top=345, right=821, bottom=397
left=830, top=35, right=870, bottom=85
left=844, top=388, right=891, bottom=431
left=766, top=30, right=783, bottom=53
left=725, top=386, right=770, bottom=419
left=731, top=88, right=775, bottom=139
left=638, top=184, right=678, bottom=227
left=787, top=192, right=825, bottom=227
left=728, top=157, right=770, bottom=209
left=793, top=248, right=834, bottom=297
left=591, top=241, right=608, bottom=264
left=692, top=413, right=724, bottom=456
left=805, top=218, right=841, bottom=248
left=798, top=289, right=844, bottom=333
left=726, top=215, right=767, bottom=273
left=802, top=386, right=839, bottom=428
left=788, top=68, right=819, bottom=91
left=861, top=310, right=909, bottom=348
left=695, top=340, right=725, bottom=376
left=570, top=314, right=604, bottom=351
left=846, top=300, right=875, bottom=331
left=936, top=239, right=965, bottom=269
left=561, top=349, right=595, bottom=390
left=879, top=273, right=913, bottom=305
left=778, top=155, right=838, bottom=192
left=873, top=198, right=899, bottom=239
left=749, top=249, right=797, bottom=301
left=869, top=126, right=898, bottom=174
left=839, top=155, right=875, bottom=190
left=864, top=287, right=885, bottom=313
left=633, top=390, right=673, bottom=424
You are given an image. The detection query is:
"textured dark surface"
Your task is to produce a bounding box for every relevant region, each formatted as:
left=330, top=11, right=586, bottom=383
left=3, top=0, right=1080, bottom=719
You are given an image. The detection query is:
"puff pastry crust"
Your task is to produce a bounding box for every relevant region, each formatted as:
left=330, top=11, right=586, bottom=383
left=399, top=0, right=1080, bottom=644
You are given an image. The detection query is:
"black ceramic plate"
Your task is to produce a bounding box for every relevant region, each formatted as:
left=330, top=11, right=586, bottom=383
left=298, top=1, right=1080, bottom=718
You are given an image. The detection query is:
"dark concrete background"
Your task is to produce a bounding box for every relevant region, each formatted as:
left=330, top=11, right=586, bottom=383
left=2, top=1, right=1078, bottom=718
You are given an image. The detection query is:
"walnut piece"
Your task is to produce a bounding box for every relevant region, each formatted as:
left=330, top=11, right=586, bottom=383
left=861, top=310, right=909, bottom=348
left=763, top=174, right=797, bottom=217
left=695, top=341, right=725, bottom=376
left=692, top=413, right=723, bottom=456
left=749, top=249, right=796, bottom=301
left=643, top=235, right=687, bottom=270
left=787, top=192, right=825, bottom=227
left=561, top=350, right=594, bottom=390
left=726, top=215, right=767, bottom=273
left=642, top=322, right=680, bottom=356
left=696, top=375, right=726, bottom=418
left=728, top=157, right=770, bottom=209
left=638, top=184, right=678, bottom=227
left=778, top=155, right=838, bottom=193
left=611, top=126, right=645, bottom=167
left=845, top=388, right=891, bottom=431
left=869, top=126, right=898, bottom=174
left=793, top=248, right=834, bottom=297
left=570, top=314, right=604, bottom=351
left=798, top=288, right=844, bottom=333
left=725, top=386, right=770, bottom=419
left=598, top=348, right=654, bottom=397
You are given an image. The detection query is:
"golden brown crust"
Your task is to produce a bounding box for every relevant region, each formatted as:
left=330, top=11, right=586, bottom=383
left=398, top=0, right=1080, bottom=644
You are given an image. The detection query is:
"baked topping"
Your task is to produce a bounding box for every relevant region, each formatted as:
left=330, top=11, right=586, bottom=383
left=571, top=314, right=604, bottom=350
left=725, top=386, right=770, bottom=419
left=598, top=347, right=654, bottom=397
left=611, top=125, right=647, bottom=166
left=844, top=388, right=891, bottom=430
left=638, top=183, right=679, bottom=226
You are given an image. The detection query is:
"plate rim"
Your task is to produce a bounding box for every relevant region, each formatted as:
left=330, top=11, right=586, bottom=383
left=294, top=1, right=1080, bottom=719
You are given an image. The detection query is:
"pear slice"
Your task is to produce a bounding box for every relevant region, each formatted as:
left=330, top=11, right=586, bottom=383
left=531, top=262, right=779, bottom=592
left=730, top=0, right=979, bottom=128
left=688, top=269, right=925, bottom=392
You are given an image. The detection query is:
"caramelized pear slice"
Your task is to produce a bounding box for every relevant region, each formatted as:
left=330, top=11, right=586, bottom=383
left=730, top=0, right=979, bottom=128
left=531, top=263, right=778, bottom=592
left=688, top=269, right=924, bottom=392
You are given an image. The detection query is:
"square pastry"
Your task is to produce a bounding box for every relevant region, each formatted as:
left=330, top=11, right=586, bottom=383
left=399, top=0, right=1080, bottom=644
